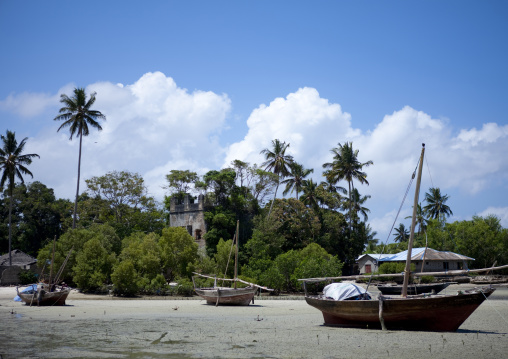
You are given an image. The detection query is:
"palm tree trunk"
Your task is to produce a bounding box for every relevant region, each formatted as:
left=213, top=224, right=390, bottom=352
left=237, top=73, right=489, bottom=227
left=268, top=180, right=280, bottom=217
left=72, top=131, right=83, bottom=229
left=8, top=188, right=12, bottom=266
left=348, top=181, right=352, bottom=231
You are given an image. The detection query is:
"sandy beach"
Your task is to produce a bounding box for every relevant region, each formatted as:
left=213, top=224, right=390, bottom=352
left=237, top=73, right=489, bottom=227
left=1, top=284, right=507, bottom=359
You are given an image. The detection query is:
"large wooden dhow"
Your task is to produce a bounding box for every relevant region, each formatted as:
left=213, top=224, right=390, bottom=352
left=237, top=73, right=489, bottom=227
left=300, top=144, right=505, bottom=332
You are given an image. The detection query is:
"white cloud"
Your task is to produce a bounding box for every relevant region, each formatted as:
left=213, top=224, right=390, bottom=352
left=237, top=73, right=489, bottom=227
left=477, top=207, right=508, bottom=228
left=0, top=92, right=58, bottom=118
left=27, top=72, right=231, bottom=201
left=223, top=87, right=358, bottom=170
left=6, top=80, right=508, bottom=242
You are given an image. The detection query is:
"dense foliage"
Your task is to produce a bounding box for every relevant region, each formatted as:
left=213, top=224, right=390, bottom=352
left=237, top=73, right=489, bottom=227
left=2, top=137, right=507, bottom=295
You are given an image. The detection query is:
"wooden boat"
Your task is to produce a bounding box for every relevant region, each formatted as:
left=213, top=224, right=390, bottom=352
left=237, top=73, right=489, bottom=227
left=193, top=282, right=258, bottom=306
left=193, top=221, right=271, bottom=305
left=16, top=283, right=71, bottom=306
left=300, top=144, right=500, bottom=332
left=376, top=282, right=455, bottom=295
left=16, top=238, right=72, bottom=306
left=305, top=285, right=495, bottom=331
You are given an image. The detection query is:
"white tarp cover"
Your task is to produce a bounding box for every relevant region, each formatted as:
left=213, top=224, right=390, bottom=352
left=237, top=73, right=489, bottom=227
left=323, top=282, right=371, bottom=301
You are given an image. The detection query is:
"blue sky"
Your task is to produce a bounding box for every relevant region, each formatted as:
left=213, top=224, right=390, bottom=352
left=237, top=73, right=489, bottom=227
left=1, top=1, right=507, bottom=244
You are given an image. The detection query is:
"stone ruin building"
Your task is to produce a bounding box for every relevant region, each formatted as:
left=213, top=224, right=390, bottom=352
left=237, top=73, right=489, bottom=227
left=169, top=193, right=206, bottom=248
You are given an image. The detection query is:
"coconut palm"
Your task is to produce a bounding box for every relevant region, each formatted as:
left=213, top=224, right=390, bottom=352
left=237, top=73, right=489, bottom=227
left=0, top=130, right=39, bottom=265
left=300, top=179, right=320, bottom=211
left=393, top=223, right=409, bottom=243
left=281, top=162, right=313, bottom=200
left=260, top=139, right=294, bottom=217
left=365, top=224, right=379, bottom=253
left=54, top=88, right=106, bottom=228
left=405, top=203, right=428, bottom=235
left=346, top=188, right=371, bottom=222
left=323, top=142, right=373, bottom=227
left=423, top=187, right=453, bottom=221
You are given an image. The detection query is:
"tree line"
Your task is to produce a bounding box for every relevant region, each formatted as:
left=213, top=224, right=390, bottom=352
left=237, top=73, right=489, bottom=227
left=2, top=87, right=507, bottom=295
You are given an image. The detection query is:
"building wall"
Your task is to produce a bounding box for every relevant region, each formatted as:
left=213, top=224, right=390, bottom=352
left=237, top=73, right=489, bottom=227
left=357, top=256, right=381, bottom=274
left=169, top=194, right=206, bottom=248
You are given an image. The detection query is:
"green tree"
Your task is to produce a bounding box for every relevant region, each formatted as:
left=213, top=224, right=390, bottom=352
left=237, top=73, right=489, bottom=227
left=300, top=179, right=320, bottom=211
left=282, top=162, right=313, bottom=200
left=260, top=139, right=294, bottom=216
left=0, top=130, right=39, bottom=265
left=73, top=238, right=117, bottom=292
left=9, top=182, right=71, bottom=256
left=203, top=168, right=237, bottom=206
left=393, top=223, right=409, bottom=243
left=84, top=171, right=163, bottom=237
left=269, top=198, right=321, bottom=251
left=159, top=227, right=199, bottom=281
left=248, top=165, right=278, bottom=205
left=54, top=88, right=106, bottom=228
left=405, top=203, right=428, bottom=236
left=348, top=188, right=371, bottom=222
left=322, top=142, right=373, bottom=228
left=423, top=187, right=453, bottom=221
left=214, top=238, right=235, bottom=278
left=37, top=224, right=121, bottom=285
left=165, top=170, right=199, bottom=203
left=111, top=259, right=140, bottom=296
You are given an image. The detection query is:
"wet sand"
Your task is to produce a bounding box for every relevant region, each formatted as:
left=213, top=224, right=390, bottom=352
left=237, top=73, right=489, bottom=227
left=1, top=284, right=507, bottom=359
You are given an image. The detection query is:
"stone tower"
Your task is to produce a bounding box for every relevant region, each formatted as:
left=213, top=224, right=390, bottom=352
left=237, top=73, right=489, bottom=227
left=169, top=194, right=206, bottom=248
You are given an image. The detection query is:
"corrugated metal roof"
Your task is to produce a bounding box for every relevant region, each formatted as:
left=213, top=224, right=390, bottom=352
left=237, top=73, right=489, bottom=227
left=378, top=247, right=474, bottom=262
left=0, top=249, right=37, bottom=266
left=357, top=253, right=394, bottom=261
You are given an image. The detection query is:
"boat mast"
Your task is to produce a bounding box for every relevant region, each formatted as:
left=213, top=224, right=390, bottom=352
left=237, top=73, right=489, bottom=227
left=402, top=144, right=425, bottom=297
left=234, top=220, right=239, bottom=289
left=48, top=235, right=56, bottom=288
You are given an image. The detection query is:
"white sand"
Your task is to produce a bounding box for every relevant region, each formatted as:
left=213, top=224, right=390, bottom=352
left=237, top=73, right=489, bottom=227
left=1, top=285, right=507, bottom=358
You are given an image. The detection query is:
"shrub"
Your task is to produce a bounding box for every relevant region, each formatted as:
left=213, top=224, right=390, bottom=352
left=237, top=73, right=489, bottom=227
left=18, top=270, right=37, bottom=285
left=111, top=260, right=140, bottom=296
left=169, top=278, right=195, bottom=296
left=419, top=275, right=435, bottom=284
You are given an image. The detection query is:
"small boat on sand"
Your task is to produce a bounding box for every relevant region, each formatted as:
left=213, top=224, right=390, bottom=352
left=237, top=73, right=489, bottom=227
left=16, top=283, right=70, bottom=306
left=193, top=221, right=272, bottom=305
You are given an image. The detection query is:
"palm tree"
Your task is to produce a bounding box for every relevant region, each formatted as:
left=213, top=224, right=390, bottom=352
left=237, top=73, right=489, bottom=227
left=323, top=142, right=373, bottom=227
left=393, top=223, right=409, bottom=243
left=54, top=88, right=106, bottom=228
left=423, top=187, right=453, bottom=221
left=0, top=130, right=39, bottom=265
left=365, top=224, right=379, bottom=253
left=260, top=139, right=294, bottom=217
left=405, top=203, right=428, bottom=235
left=300, top=179, right=320, bottom=211
left=347, top=188, right=371, bottom=222
left=281, top=162, right=313, bottom=200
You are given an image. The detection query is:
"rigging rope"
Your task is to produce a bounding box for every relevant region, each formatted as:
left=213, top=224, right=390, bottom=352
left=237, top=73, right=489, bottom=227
left=481, top=289, right=508, bottom=325
left=365, top=156, right=421, bottom=292
left=221, top=232, right=236, bottom=287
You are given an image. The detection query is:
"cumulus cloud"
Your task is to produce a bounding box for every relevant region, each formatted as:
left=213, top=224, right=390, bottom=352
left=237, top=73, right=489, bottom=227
left=5, top=79, right=508, bottom=242
left=0, top=91, right=58, bottom=118
left=221, top=90, right=508, bottom=241
left=223, top=87, right=358, bottom=170
left=27, top=72, right=231, bottom=200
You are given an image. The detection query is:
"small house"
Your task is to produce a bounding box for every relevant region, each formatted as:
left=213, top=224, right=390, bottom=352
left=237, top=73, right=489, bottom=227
left=357, top=247, right=473, bottom=274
